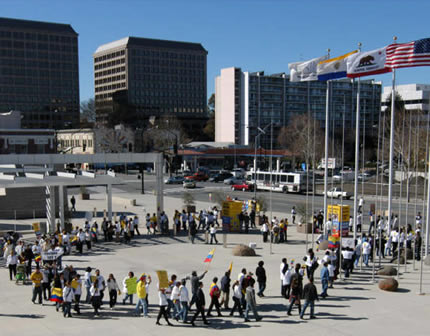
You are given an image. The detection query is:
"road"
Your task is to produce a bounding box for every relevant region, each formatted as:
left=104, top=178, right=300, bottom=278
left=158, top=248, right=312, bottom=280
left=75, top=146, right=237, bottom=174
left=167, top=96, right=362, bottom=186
left=115, top=173, right=426, bottom=226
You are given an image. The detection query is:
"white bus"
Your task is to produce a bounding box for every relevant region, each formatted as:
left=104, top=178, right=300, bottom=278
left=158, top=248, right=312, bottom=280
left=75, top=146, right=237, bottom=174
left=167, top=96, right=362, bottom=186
left=245, top=171, right=312, bottom=193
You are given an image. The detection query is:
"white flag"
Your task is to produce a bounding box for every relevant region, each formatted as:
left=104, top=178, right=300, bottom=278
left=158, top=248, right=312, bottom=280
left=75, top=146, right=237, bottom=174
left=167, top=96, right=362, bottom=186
left=288, top=55, right=329, bottom=82
left=347, top=47, right=391, bottom=78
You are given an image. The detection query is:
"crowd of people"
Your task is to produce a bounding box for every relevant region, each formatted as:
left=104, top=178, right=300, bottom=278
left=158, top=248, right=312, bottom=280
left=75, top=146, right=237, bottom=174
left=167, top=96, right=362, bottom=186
left=2, top=224, right=339, bottom=324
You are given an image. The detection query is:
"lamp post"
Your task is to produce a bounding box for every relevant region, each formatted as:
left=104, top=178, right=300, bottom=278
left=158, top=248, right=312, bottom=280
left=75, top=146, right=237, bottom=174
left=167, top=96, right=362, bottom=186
left=253, top=123, right=272, bottom=201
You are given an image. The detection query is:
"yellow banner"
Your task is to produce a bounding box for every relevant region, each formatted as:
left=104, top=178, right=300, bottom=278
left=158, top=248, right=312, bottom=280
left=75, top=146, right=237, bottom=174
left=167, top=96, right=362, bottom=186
left=156, top=270, right=169, bottom=289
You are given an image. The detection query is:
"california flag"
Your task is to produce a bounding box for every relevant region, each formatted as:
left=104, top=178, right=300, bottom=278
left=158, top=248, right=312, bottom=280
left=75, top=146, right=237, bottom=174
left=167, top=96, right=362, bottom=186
left=347, top=47, right=391, bottom=78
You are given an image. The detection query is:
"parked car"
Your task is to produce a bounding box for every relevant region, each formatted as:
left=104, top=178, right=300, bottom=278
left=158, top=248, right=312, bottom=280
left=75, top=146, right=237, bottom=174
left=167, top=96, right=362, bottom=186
left=183, top=179, right=196, bottom=189
left=231, top=182, right=254, bottom=192
left=164, top=176, right=185, bottom=184
left=209, top=172, right=233, bottom=182
left=185, top=172, right=208, bottom=181
left=323, top=187, right=352, bottom=199
left=224, top=176, right=244, bottom=185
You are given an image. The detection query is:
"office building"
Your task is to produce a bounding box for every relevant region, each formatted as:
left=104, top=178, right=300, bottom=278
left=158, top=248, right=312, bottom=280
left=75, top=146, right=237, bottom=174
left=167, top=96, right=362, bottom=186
left=0, top=17, right=80, bottom=129
left=382, top=83, right=430, bottom=113
left=93, top=37, right=208, bottom=136
left=215, top=67, right=382, bottom=148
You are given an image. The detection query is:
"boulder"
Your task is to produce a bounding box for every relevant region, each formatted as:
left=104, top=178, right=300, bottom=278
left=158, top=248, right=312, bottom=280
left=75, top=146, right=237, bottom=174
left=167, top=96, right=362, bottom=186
left=377, top=266, right=397, bottom=276
left=318, top=240, right=329, bottom=251
left=233, top=244, right=256, bottom=257
left=378, top=278, right=399, bottom=292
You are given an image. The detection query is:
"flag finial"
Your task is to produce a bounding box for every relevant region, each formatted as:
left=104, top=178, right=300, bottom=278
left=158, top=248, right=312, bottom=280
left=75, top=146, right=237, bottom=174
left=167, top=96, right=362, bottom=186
left=358, top=42, right=362, bottom=51
left=393, top=36, right=397, bottom=42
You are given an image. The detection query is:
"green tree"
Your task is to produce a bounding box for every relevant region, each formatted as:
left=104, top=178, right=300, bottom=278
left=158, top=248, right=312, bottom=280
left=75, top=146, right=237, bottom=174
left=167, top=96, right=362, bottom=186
left=203, top=93, right=215, bottom=140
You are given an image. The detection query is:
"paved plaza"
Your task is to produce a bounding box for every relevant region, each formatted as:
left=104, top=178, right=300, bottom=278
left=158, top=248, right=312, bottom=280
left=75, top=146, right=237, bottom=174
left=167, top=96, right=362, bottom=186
left=1, top=188, right=429, bottom=336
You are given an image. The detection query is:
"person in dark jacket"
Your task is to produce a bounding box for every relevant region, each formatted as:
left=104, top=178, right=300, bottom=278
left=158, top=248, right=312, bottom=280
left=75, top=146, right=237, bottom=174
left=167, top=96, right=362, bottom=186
left=255, top=260, right=267, bottom=297
left=191, top=282, right=210, bottom=326
left=189, top=270, right=207, bottom=309
left=219, top=271, right=231, bottom=309
left=300, top=277, right=319, bottom=319
left=287, top=263, right=303, bottom=316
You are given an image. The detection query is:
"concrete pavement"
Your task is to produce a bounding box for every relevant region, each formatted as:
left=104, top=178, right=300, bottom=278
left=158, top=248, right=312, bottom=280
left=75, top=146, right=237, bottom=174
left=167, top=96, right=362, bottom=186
left=1, top=187, right=429, bottom=336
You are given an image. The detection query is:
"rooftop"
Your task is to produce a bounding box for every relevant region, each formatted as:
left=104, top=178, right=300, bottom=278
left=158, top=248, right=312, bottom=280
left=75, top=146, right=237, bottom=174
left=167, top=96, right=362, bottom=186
left=0, top=17, right=77, bottom=35
left=94, top=36, right=207, bottom=54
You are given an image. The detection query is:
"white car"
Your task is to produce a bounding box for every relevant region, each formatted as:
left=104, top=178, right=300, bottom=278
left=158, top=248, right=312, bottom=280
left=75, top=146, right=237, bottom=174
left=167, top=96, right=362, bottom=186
left=223, top=176, right=244, bottom=185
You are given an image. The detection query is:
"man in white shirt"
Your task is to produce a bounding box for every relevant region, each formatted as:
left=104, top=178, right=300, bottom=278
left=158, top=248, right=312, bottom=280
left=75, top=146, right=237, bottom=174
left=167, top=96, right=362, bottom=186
left=282, top=266, right=293, bottom=299
left=280, top=258, right=287, bottom=295
left=179, top=279, right=190, bottom=323
left=325, top=218, right=332, bottom=239
left=95, top=269, right=106, bottom=304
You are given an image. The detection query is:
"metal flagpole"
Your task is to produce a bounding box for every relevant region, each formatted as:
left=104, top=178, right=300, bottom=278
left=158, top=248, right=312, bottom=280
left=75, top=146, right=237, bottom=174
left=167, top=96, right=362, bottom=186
left=413, top=114, right=420, bottom=270
left=387, top=37, right=397, bottom=237
left=397, top=109, right=406, bottom=279
left=425, top=146, right=430, bottom=257
left=270, top=117, right=273, bottom=255
left=405, top=111, right=412, bottom=272
left=339, top=95, right=346, bottom=281
left=375, top=98, right=382, bottom=271
left=306, top=82, right=310, bottom=251
left=379, top=111, right=386, bottom=268
left=353, top=72, right=361, bottom=240
left=323, top=48, right=331, bottom=236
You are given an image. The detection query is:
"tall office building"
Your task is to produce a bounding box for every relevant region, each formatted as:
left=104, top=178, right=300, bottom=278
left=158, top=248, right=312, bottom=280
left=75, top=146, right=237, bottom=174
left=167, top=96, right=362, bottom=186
left=381, top=83, right=430, bottom=113
left=0, top=17, right=80, bottom=129
left=93, top=37, right=208, bottom=136
left=215, top=67, right=382, bottom=148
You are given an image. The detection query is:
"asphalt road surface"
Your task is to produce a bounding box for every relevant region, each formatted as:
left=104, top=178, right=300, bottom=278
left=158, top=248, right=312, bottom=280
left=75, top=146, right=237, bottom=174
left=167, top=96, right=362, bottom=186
left=115, top=173, right=426, bottom=226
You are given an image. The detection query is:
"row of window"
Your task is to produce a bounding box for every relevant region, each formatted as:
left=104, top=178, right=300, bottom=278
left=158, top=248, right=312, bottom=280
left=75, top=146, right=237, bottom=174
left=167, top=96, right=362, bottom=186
left=59, top=139, right=93, bottom=148
left=130, top=66, right=204, bottom=76
left=130, top=48, right=205, bottom=61
left=94, top=50, right=126, bottom=63
left=95, top=82, right=126, bottom=92
left=94, top=66, right=126, bottom=78
left=130, top=90, right=204, bottom=99
left=130, top=57, right=205, bottom=69
left=0, top=93, right=78, bottom=103
left=0, top=84, right=77, bottom=94
left=0, top=73, right=77, bottom=85
left=0, top=58, right=76, bottom=69
left=0, top=40, right=76, bottom=52
left=95, top=75, right=126, bottom=85
left=0, top=31, right=76, bottom=43
left=0, top=49, right=76, bottom=60
left=94, top=57, right=125, bottom=70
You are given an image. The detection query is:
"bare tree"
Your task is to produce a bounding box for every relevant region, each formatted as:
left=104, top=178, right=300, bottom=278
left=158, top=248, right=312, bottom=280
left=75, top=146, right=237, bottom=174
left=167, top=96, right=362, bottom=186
left=96, top=125, right=134, bottom=153
left=80, top=98, right=96, bottom=125
left=278, top=114, right=325, bottom=167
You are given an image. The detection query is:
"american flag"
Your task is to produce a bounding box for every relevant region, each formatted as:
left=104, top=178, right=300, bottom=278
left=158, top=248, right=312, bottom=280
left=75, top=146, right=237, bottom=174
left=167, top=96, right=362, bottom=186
left=385, top=38, right=430, bottom=69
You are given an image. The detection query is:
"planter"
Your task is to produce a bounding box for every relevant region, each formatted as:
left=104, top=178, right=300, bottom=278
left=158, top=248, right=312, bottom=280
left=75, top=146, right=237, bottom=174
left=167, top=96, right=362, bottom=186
left=297, top=222, right=313, bottom=234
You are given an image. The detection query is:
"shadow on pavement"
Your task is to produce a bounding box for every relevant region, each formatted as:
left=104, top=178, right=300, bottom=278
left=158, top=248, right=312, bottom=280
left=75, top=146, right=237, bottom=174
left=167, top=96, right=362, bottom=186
left=316, top=312, right=368, bottom=321
left=0, top=313, right=45, bottom=319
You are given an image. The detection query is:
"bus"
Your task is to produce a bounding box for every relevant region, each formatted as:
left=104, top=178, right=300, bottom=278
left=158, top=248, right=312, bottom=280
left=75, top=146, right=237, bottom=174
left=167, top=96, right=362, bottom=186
left=245, top=170, right=312, bottom=193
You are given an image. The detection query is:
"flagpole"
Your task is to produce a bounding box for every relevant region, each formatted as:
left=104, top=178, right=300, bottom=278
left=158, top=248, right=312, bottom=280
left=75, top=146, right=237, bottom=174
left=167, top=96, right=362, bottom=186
left=323, top=49, right=331, bottom=237
left=353, top=42, right=362, bottom=243
left=387, top=37, right=398, bottom=238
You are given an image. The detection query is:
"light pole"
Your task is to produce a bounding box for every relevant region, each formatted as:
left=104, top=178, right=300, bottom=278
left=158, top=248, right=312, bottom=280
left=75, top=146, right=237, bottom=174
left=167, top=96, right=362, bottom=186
left=253, top=123, right=272, bottom=201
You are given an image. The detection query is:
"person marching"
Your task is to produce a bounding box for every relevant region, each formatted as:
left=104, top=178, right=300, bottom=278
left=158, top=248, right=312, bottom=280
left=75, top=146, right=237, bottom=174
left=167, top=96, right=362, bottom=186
left=156, top=288, right=173, bottom=326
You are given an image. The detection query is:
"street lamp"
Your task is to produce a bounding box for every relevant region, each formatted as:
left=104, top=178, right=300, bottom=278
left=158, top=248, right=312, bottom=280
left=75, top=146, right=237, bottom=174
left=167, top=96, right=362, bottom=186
left=253, top=123, right=272, bottom=201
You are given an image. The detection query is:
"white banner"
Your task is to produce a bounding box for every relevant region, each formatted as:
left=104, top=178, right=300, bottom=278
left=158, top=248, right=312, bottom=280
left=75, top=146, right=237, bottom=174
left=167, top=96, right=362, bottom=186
left=289, top=55, right=329, bottom=82
left=41, top=249, right=64, bottom=261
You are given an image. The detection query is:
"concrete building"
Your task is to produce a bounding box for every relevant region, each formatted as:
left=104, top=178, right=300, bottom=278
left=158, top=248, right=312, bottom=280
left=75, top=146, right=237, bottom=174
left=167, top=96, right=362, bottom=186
left=0, top=17, right=80, bottom=129
left=0, top=110, right=55, bottom=154
left=382, top=83, right=430, bottom=113
left=93, top=37, right=208, bottom=137
left=57, top=125, right=134, bottom=156
left=215, top=67, right=382, bottom=148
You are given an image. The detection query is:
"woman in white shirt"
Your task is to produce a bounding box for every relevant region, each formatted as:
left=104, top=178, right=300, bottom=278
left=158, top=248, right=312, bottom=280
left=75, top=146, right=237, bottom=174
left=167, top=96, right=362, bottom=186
left=63, top=282, right=74, bottom=318
left=229, top=280, right=243, bottom=317
left=107, top=273, right=120, bottom=309
left=209, top=225, right=218, bottom=244
left=156, top=288, right=173, bottom=326
left=90, top=280, right=101, bottom=316
left=6, top=250, right=18, bottom=280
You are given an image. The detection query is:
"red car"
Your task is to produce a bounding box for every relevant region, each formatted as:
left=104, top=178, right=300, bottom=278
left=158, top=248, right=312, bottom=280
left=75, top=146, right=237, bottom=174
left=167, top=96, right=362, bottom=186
left=231, top=182, right=254, bottom=192
left=185, top=172, right=208, bottom=181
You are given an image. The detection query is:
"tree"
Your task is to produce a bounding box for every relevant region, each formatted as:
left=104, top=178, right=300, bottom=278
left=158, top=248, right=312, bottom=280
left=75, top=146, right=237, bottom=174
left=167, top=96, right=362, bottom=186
left=203, top=93, right=215, bottom=140
left=80, top=98, right=96, bottom=125
left=277, top=114, right=325, bottom=168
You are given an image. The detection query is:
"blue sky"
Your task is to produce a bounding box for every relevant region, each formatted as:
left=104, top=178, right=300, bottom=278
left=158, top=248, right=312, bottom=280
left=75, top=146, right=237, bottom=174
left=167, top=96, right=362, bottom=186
left=2, top=0, right=430, bottom=102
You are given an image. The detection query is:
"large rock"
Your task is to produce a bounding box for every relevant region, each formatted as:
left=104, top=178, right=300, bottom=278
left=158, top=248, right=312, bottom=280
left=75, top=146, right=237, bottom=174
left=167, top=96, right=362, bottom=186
left=377, top=266, right=397, bottom=276
left=318, top=240, right=329, bottom=251
left=233, top=244, right=256, bottom=257
left=378, top=278, right=399, bottom=292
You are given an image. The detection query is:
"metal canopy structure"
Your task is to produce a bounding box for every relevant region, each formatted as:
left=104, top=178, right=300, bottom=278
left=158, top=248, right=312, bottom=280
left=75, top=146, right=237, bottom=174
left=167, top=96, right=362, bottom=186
left=0, top=153, right=164, bottom=233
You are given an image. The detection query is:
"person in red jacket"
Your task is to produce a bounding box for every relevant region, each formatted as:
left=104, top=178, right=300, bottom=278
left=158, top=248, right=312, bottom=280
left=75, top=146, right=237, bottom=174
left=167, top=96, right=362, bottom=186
left=206, top=277, right=222, bottom=317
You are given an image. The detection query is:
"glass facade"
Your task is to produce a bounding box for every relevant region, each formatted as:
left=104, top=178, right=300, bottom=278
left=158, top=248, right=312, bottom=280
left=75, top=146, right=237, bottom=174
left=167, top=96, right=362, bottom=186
left=0, top=18, right=80, bottom=129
